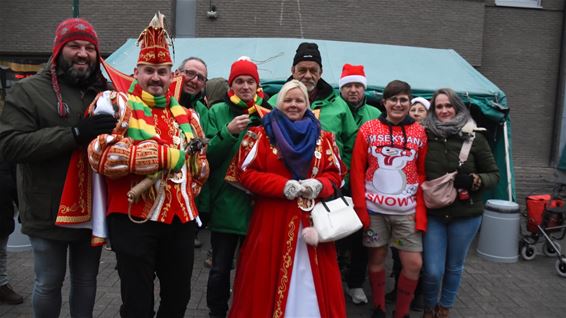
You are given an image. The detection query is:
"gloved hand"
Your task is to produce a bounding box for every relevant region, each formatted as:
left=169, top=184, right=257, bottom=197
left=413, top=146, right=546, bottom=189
left=299, top=178, right=323, bottom=199
left=454, top=172, right=474, bottom=190
left=284, top=180, right=304, bottom=200
left=72, top=114, right=117, bottom=145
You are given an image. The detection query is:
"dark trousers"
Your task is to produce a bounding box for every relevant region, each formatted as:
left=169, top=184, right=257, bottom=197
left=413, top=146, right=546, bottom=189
left=337, top=229, right=368, bottom=288
left=108, top=214, right=195, bottom=318
left=206, top=231, right=244, bottom=317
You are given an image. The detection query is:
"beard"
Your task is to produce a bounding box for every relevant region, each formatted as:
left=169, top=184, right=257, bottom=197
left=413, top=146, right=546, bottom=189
left=57, top=54, right=97, bottom=87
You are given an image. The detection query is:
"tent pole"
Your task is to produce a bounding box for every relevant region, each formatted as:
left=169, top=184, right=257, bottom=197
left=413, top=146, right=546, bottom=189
left=503, top=120, right=513, bottom=201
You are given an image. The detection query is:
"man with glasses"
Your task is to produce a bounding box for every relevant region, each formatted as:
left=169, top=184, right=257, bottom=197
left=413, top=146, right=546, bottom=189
left=350, top=80, right=427, bottom=318
left=177, top=57, right=209, bottom=119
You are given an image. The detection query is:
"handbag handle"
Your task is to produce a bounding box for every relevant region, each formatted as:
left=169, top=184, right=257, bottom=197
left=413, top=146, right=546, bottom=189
left=321, top=183, right=350, bottom=212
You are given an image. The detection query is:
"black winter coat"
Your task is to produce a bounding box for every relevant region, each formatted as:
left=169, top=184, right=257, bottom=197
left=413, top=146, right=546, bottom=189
left=0, top=162, right=17, bottom=238
left=425, top=130, right=500, bottom=220
left=0, top=66, right=105, bottom=241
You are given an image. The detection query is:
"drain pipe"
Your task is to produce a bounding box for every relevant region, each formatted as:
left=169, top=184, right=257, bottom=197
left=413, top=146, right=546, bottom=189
left=552, top=7, right=566, bottom=166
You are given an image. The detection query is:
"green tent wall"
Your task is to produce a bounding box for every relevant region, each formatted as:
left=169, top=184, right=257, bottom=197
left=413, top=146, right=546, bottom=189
left=106, top=37, right=515, bottom=201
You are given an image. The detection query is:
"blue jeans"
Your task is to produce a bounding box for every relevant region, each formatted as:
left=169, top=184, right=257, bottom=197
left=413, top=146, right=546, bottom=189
left=29, top=236, right=101, bottom=318
left=422, top=215, right=482, bottom=309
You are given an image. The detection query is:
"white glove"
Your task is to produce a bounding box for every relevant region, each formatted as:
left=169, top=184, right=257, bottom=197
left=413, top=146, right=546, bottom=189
left=299, top=179, right=323, bottom=199
left=284, top=180, right=304, bottom=200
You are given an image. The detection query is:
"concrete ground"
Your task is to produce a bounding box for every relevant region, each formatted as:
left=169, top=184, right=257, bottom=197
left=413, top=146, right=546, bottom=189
left=1, top=227, right=566, bottom=318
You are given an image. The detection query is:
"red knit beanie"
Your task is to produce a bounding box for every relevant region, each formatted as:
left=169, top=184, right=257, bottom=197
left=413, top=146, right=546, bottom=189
left=228, top=56, right=259, bottom=86
left=50, top=18, right=99, bottom=117
left=52, top=18, right=99, bottom=63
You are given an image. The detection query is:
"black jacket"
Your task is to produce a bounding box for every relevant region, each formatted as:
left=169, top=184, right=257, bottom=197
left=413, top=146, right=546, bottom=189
left=0, top=161, right=16, bottom=238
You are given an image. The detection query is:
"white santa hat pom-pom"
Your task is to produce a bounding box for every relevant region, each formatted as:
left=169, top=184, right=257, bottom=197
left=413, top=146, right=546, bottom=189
left=302, top=227, right=319, bottom=246
left=237, top=55, right=252, bottom=61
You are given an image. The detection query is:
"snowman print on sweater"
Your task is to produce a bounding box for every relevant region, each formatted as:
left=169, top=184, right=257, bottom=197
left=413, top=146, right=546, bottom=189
left=370, top=146, right=416, bottom=195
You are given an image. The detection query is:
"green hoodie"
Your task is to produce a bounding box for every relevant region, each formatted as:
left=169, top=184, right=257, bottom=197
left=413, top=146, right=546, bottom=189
left=341, top=95, right=382, bottom=128
left=204, top=98, right=270, bottom=235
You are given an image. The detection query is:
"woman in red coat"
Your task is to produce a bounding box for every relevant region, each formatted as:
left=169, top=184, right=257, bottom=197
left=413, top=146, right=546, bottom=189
left=228, top=80, right=347, bottom=318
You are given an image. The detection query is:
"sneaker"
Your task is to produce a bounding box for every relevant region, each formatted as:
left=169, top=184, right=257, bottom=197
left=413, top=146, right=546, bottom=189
left=371, top=307, right=386, bottom=318
left=347, top=287, right=368, bottom=304
left=385, top=289, right=397, bottom=304
left=0, top=284, right=23, bottom=305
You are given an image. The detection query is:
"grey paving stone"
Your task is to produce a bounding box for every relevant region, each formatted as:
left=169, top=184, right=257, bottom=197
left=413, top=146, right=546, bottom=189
left=1, top=231, right=565, bottom=317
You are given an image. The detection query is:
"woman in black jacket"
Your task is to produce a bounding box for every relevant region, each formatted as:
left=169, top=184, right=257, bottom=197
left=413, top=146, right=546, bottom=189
left=421, top=88, right=499, bottom=318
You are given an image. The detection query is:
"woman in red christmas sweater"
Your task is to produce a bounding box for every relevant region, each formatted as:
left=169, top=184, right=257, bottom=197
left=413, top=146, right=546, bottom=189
left=350, top=80, right=428, bottom=318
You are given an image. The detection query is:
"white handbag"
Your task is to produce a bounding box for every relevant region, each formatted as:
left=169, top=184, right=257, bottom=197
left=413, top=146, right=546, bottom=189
left=311, top=194, right=362, bottom=243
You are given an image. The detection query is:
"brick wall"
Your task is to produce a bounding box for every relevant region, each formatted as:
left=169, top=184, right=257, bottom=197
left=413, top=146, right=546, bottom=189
left=479, top=5, right=563, bottom=169
left=0, top=0, right=175, bottom=56
left=194, top=0, right=486, bottom=66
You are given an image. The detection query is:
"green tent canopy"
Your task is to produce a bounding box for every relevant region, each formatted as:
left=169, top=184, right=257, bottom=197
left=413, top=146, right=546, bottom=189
left=106, top=37, right=514, bottom=201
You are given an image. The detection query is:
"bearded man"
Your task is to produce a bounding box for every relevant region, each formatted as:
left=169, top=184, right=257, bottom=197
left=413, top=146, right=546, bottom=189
left=0, top=18, right=115, bottom=317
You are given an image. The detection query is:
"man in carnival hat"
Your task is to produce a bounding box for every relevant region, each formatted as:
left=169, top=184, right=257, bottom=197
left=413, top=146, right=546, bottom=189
left=0, top=18, right=115, bottom=317
left=87, top=13, right=209, bottom=318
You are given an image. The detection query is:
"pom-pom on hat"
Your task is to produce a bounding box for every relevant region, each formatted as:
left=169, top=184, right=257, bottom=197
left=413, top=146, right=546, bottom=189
left=293, top=42, right=322, bottom=67
left=228, top=56, right=259, bottom=86
left=339, top=64, right=367, bottom=89
left=137, top=12, right=173, bottom=66
left=50, top=18, right=99, bottom=118
left=411, top=97, right=431, bottom=110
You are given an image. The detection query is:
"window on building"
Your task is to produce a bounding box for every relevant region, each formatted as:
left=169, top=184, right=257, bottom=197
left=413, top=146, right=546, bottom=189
left=495, top=0, right=542, bottom=8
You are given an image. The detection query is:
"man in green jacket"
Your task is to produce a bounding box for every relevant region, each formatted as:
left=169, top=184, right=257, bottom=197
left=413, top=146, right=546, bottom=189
left=176, top=56, right=209, bottom=119
left=0, top=18, right=115, bottom=317
left=205, top=57, right=271, bottom=318
left=339, top=63, right=381, bottom=127
left=268, top=42, right=358, bottom=168
left=337, top=63, right=381, bottom=306
left=177, top=56, right=210, bottom=248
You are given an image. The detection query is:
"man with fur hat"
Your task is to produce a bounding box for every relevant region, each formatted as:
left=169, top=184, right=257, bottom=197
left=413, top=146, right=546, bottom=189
left=0, top=18, right=115, bottom=317
left=204, top=56, right=271, bottom=318
left=268, top=42, right=358, bottom=168
left=87, top=13, right=209, bottom=317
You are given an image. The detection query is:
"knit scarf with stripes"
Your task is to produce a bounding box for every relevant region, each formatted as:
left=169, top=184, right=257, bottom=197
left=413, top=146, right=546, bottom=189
left=227, top=87, right=265, bottom=114
left=127, top=80, right=194, bottom=143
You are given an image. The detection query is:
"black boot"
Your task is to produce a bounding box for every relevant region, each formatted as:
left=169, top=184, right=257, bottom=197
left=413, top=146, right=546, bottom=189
left=0, top=284, right=23, bottom=305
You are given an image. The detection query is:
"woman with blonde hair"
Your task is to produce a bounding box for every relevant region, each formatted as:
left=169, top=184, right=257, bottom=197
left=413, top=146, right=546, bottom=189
left=228, top=80, right=347, bottom=317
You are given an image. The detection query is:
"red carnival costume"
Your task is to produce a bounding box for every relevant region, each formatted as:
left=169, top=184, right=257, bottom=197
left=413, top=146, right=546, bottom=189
left=81, top=13, right=209, bottom=317
left=228, top=126, right=347, bottom=318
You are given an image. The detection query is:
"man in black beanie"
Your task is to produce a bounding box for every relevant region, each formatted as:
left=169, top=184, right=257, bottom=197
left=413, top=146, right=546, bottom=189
left=268, top=42, right=357, bottom=170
